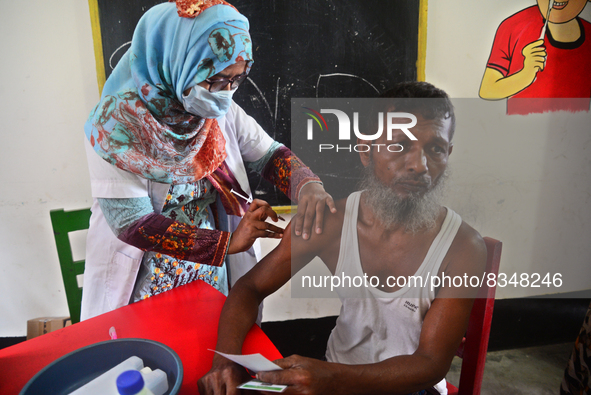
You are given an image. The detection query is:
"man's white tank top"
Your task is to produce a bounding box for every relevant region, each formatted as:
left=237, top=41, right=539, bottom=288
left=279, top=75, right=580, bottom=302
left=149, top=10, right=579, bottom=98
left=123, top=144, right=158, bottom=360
left=325, top=191, right=462, bottom=395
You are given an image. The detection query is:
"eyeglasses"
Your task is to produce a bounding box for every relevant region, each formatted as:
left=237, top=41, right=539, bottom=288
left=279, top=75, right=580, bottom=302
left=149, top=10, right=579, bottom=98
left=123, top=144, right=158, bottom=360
left=205, top=71, right=248, bottom=93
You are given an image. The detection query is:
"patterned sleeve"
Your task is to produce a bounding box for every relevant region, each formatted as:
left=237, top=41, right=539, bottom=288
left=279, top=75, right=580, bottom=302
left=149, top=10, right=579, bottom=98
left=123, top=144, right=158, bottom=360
left=98, top=198, right=230, bottom=267
left=247, top=143, right=321, bottom=203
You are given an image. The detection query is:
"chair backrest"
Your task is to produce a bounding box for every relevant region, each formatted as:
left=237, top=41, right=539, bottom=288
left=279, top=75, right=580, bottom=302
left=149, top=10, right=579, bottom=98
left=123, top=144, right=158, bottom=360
left=50, top=208, right=92, bottom=324
left=447, top=237, right=502, bottom=395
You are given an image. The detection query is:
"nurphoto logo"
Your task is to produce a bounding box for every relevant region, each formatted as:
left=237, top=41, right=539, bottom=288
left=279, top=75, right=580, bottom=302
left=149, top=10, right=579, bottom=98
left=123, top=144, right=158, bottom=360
left=302, top=106, right=418, bottom=153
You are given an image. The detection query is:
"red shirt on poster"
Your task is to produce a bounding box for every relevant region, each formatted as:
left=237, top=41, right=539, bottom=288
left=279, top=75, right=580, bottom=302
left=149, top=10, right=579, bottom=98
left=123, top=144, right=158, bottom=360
left=486, top=6, right=591, bottom=114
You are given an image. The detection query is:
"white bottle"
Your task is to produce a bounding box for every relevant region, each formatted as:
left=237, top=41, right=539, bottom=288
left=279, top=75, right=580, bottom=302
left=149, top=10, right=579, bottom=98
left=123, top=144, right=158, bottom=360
left=140, top=367, right=169, bottom=395
left=68, top=356, right=144, bottom=395
left=116, top=370, right=155, bottom=395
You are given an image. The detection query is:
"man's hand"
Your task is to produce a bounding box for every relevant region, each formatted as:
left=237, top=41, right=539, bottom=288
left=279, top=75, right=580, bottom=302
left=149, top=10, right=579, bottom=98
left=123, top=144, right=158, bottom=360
left=198, top=357, right=251, bottom=395
left=257, top=355, right=339, bottom=395
left=228, top=199, right=284, bottom=254
left=521, top=39, right=547, bottom=81
left=294, top=183, right=336, bottom=240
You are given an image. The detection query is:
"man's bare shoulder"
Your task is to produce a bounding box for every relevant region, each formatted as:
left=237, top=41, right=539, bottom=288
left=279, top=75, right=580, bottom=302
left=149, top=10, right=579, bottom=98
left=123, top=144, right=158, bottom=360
left=291, top=195, right=348, bottom=264
left=444, top=217, right=487, bottom=276
left=456, top=220, right=486, bottom=254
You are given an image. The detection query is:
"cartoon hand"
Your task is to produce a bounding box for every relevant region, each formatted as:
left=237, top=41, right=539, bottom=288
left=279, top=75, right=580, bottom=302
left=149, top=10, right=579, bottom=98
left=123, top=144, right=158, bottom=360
left=522, top=39, right=547, bottom=80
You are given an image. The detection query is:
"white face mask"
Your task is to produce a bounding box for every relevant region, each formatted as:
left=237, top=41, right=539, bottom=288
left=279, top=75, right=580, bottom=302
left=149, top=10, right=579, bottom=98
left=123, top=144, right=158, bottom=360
left=182, top=85, right=236, bottom=119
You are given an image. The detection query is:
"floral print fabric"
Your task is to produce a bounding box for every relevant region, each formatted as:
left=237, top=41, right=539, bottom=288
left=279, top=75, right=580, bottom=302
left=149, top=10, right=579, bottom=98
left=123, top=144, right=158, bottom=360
left=136, top=253, right=228, bottom=300
left=118, top=211, right=230, bottom=264
left=132, top=180, right=229, bottom=300
left=171, top=0, right=236, bottom=19
left=261, top=145, right=321, bottom=202
left=84, top=2, right=253, bottom=185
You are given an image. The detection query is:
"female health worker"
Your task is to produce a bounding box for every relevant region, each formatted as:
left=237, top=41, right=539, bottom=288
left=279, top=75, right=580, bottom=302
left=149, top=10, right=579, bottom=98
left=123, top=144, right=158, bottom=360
left=81, top=0, right=334, bottom=320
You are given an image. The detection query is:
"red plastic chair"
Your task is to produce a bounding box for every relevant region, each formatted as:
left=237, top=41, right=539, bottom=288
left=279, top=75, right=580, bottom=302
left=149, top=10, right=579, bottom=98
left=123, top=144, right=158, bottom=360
left=446, top=237, right=502, bottom=395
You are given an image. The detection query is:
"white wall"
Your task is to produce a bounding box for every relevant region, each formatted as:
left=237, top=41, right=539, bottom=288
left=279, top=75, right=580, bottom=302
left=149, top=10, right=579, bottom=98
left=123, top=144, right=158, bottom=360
left=0, top=1, right=98, bottom=337
left=425, top=0, right=591, bottom=298
left=1, top=1, right=590, bottom=337
left=426, top=0, right=591, bottom=97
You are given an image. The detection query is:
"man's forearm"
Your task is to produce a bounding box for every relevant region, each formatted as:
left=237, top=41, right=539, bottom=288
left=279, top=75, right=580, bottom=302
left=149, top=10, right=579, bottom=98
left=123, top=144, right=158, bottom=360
left=214, top=281, right=262, bottom=356
left=341, top=354, right=447, bottom=395
left=214, top=237, right=292, bottom=355
left=199, top=279, right=267, bottom=394
left=199, top=234, right=293, bottom=393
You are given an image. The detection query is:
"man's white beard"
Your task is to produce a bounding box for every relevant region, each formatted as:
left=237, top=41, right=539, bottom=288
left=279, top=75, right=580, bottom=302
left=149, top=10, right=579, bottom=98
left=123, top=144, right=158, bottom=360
left=359, top=164, right=449, bottom=233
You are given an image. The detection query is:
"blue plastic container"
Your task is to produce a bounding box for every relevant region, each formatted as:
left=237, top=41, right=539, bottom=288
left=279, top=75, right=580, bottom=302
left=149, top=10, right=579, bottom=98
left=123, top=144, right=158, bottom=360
left=20, top=338, right=182, bottom=395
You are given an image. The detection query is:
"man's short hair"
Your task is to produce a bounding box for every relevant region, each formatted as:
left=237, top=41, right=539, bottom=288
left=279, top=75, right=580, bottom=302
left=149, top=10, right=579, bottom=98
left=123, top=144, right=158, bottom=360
left=380, top=81, right=456, bottom=141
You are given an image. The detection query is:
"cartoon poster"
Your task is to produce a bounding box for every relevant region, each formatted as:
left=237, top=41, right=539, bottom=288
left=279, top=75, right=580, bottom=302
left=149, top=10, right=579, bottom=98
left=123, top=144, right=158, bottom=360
left=479, top=0, right=591, bottom=114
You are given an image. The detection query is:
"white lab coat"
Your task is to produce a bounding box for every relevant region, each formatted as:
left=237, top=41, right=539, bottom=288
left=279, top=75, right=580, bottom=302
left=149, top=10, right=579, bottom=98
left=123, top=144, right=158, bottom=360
left=81, top=101, right=274, bottom=321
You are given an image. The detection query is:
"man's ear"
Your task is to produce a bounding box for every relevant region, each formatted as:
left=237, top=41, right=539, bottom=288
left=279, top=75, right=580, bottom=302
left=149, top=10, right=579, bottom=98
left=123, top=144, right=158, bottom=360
left=448, top=143, right=454, bottom=156
left=358, top=138, right=371, bottom=167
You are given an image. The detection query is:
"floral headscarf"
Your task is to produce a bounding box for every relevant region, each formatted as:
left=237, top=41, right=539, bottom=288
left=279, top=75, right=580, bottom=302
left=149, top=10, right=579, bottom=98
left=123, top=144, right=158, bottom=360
left=84, top=0, right=253, bottom=188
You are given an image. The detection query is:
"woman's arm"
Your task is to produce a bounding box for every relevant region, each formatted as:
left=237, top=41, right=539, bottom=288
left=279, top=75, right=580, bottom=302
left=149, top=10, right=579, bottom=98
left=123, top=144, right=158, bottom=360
left=246, top=142, right=320, bottom=202
left=98, top=197, right=282, bottom=265
left=249, top=143, right=336, bottom=239
left=226, top=102, right=336, bottom=239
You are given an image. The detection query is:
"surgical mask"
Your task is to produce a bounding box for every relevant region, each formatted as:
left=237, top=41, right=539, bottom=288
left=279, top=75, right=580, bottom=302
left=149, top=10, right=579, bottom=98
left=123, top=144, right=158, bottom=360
left=182, top=85, right=236, bottom=119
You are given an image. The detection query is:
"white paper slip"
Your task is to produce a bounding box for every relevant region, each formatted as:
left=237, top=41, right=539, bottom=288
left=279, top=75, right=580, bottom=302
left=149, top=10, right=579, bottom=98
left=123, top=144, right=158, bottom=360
left=238, top=379, right=287, bottom=393
left=210, top=350, right=282, bottom=373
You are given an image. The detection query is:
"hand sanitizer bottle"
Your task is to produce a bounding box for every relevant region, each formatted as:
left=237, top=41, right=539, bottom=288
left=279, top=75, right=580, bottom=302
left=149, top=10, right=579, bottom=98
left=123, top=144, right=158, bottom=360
left=116, top=370, right=155, bottom=395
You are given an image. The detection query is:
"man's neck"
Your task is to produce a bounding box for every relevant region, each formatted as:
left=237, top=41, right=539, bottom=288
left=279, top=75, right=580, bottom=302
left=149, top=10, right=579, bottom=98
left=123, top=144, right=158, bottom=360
left=548, top=18, right=581, bottom=42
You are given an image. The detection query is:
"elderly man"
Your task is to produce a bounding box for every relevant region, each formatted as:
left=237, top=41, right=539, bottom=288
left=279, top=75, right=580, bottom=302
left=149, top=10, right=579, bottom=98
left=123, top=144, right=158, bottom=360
left=199, top=81, right=487, bottom=395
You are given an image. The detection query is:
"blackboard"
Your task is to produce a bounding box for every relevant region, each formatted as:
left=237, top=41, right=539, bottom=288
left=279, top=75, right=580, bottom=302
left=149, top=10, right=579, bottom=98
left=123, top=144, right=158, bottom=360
left=89, top=0, right=426, bottom=207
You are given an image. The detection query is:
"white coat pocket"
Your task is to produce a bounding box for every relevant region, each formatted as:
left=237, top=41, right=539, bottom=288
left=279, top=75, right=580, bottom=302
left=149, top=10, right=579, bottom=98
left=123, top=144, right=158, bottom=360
left=106, top=251, right=141, bottom=311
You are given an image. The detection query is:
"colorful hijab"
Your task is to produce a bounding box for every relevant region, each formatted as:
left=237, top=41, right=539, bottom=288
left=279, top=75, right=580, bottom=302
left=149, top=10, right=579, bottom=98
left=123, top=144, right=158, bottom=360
left=84, top=1, right=253, bottom=213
